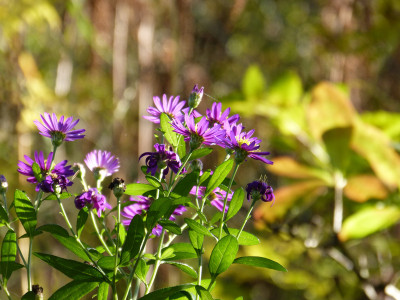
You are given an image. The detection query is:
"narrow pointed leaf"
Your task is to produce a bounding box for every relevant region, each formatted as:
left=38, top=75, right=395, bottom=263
left=121, top=214, right=145, bottom=264
left=76, top=208, right=89, bottom=238
left=14, top=189, right=37, bottom=237
left=1, top=229, right=17, bottom=280
left=49, top=280, right=98, bottom=300
left=189, top=230, right=204, bottom=253
left=173, top=171, right=200, bottom=197
left=205, top=160, right=234, bottom=197
left=135, top=258, right=150, bottom=283
left=0, top=204, right=9, bottom=224
left=161, top=113, right=179, bottom=146
left=97, top=282, right=109, bottom=300
left=226, top=188, right=244, bottom=221
left=139, top=284, right=195, bottom=300
left=165, top=261, right=198, bottom=279
left=145, top=175, right=163, bottom=188
left=146, top=197, right=173, bottom=231
left=208, top=235, right=238, bottom=278
left=233, top=256, right=287, bottom=272
left=210, top=228, right=259, bottom=246
left=195, top=286, right=214, bottom=300
left=43, top=192, right=73, bottom=201
left=159, top=219, right=182, bottom=235
left=177, top=134, right=187, bottom=161
left=163, top=243, right=197, bottom=260
left=184, top=218, right=212, bottom=237
left=32, top=162, right=43, bottom=182
left=34, top=252, right=104, bottom=281
left=125, top=183, right=157, bottom=196
left=182, top=148, right=213, bottom=162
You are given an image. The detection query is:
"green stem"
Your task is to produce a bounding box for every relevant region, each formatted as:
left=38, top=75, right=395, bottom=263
left=236, top=199, right=256, bottom=240
left=132, top=277, right=140, bottom=300
left=145, top=229, right=166, bottom=294
left=333, top=171, right=345, bottom=234
left=90, top=210, right=112, bottom=256
left=0, top=279, right=12, bottom=300
left=113, top=196, right=122, bottom=300
left=56, top=194, right=108, bottom=280
left=167, top=152, right=192, bottom=195
left=1, top=191, right=8, bottom=213
left=121, top=233, right=150, bottom=300
left=27, top=237, right=33, bottom=291
left=218, top=162, right=240, bottom=239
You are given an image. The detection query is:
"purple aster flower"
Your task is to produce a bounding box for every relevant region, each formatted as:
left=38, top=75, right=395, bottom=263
left=188, top=84, right=204, bottom=109
left=34, top=113, right=85, bottom=146
left=74, top=188, right=111, bottom=217
left=223, top=123, right=273, bottom=165
left=172, top=113, right=226, bottom=150
left=144, top=94, right=187, bottom=124
left=190, top=185, right=233, bottom=212
left=206, top=102, right=240, bottom=128
left=84, top=150, right=120, bottom=180
left=246, top=180, right=275, bottom=205
left=139, top=144, right=183, bottom=178
left=122, top=195, right=187, bottom=236
left=18, top=151, right=74, bottom=192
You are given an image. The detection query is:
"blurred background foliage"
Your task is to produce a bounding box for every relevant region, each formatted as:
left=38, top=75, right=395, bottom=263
left=1, top=0, right=400, bottom=299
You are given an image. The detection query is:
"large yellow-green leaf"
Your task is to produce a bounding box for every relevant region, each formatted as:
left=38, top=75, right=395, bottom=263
left=352, top=119, right=400, bottom=188
left=242, top=65, right=266, bottom=100
left=322, top=126, right=353, bottom=171
left=344, top=175, right=388, bottom=203
left=268, top=156, right=332, bottom=185
left=265, top=71, right=303, bottom=106
left=339, top=206, right=400, bottom=241
left=307, top=83, right=356, bottom=140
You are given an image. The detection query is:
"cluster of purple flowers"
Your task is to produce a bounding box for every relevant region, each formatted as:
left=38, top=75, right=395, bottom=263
left=122, top=195, right=186, bottom=236
left=143, top=85, right=273, bottom=166
left=75, top=188, right=112, bottom=217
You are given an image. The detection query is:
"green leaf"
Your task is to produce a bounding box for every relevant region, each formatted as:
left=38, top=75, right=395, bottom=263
left=210, top=228, right=259, bottom=246
left=14, top=189, right=37, bottom=237
left=135, top=258, right=150, bottom=283
left=97, top=256, right=115, bottom=270
left=242, top=65, right=266, bottom=99
left=177, top=135, right=187, bottom=161
left=173, top=171, right=200, bottom=197
left=198, top=170, right=211, bottom=186
left=76, top=208, right=88, bottom=238
left=1, top=229, right=17, bottom=280
left=163, top=243, right=197, bottom=260
left=146, top=175, right=163, bottom=188
left=209, top=235, right=238, bottom=278
left=225, top=188, right=244, bottom=221
left=339, top=206, right=400, bottom=241
left=139, top=284, right=195, bottom=300
left=161, top=113, right=178, bottom=146
left=97, top=282, right=109, bottom=300
left=159, top=219, right=182, bottom=235
left=182, top=148, right=213, bottom=162
left=195, top=286, right=214, bottom=300
left=169, top=291, right=195, bottom=300
left=37, top=224, right=103, bottom=261
left=34, top=252, right=105, bottom=281
left=125, top=183, right=157, bottom=196
left=43, top=192, right=73, bottom=201
left=21, top=291, right=36, bottom=300
left=233, top=256, right=287, bottom=272
left=188, top=230, right=204, bottom=253
left=146, top=197, right=173, bottom=231
left=265, top=71, right=303, bottom=106
left=161, top=247, right=175, bottom=260
left=184, top=219, right=213, bottom=237
left=0, top=261, right=24, bottom=282
left=32, top=162, right=43, bottom=182
left=205, top=160, right=234, bottom=197
left=322, top=126, right=353, bottom=171
left=121, top=214, right=145, bottom=264
left=118, top=223, right=127, bottom=246
left=49, top=280, right=98, bottom=300
left=165, top=261, right=197, bottom=279
left=0, top=204, right=9, bottom=224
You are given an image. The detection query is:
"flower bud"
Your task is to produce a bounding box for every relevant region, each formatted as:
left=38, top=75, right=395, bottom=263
left=0, top=175, right=8, bottom=193
left=191, top=159, right=203, bottom=171
left=32, top=284, right=43, bottom=300
left=72, top=163, right=86, bottom=180
left=188, top=84, right=204, bottom=109
left=108, top=177, right=126, bottom=198
left=245, top=179, right=275, bottom=205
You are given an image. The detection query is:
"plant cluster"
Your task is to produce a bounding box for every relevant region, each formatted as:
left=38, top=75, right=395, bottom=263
left=0, top=86, right=286, bottom=300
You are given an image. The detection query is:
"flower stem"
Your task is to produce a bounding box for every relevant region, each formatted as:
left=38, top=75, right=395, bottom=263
left=56, top=194, right=108, bottom=280
left=145, top=228, right=166, bottom=294
left=236, top=199, right=256, bottom=240
left=0, top=279, right=12, bottom=300
left=113, top=196, right=122, bottom=300
left=218, top=162, right=240, bottom=239
left=90, top=210, right=113, bottom=256
left=27, top=237, right=33, bottom=291
left=333, top=171, right=345, bottom=234
left=121, top=233, right=150, bottom=300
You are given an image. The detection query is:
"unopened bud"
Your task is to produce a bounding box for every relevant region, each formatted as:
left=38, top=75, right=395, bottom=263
left=0, top=175, right=7, bottom=193
left=191, top=159, right=203, bottom=171
left=32, top=284, right=43, bottom=300
left=108, top=177, right=126, bottom=198
left=188, top=84, right=204, bottom=109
